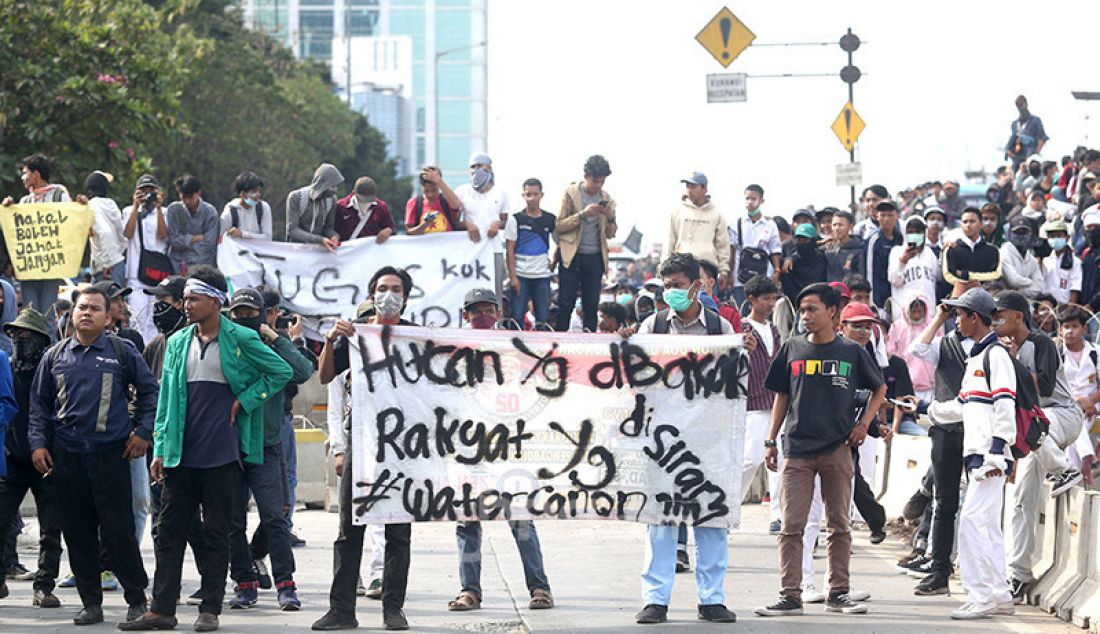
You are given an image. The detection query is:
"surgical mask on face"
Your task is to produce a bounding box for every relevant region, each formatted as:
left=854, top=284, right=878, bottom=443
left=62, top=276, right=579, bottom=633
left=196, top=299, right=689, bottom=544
left=470, top=167, right=494, bottom=192
left=616, top=293, right=632, bottom=306
left=926, top=219, right=944, bottom=230
left=982, top=219, right=997, bottom=228
left=747, top=207, right=761, bottom=218
left=243, top=196, right=258, bottom=208
left=374, top=290, right=403, bottom=318
left=470, top=314, right=497, bottom=330
left=662, top=287, right=694, bottom=313
left=906, top=233, right=925, bottom=247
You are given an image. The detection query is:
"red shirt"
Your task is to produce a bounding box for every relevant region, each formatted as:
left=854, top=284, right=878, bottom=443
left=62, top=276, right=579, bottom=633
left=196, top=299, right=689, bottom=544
left=719, top=304, right=743, bottom=333
left=334, top=194, right=395, bottom=241
left=404, top=195, right=455, bottom=233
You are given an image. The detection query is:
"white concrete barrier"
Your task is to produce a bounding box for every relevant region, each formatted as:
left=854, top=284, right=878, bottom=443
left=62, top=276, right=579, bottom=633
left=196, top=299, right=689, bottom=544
left=1020, top=482, right=1059, bottom=606
left=1060, top=491, right=1100, bottom=628
left=874, top=434, right=932, bottom=519
left=294, top=427, right=328, bottom=508
left=1056, top=490, right=1096, bottom=622
left=1038, top=487, right=1089, bottom=613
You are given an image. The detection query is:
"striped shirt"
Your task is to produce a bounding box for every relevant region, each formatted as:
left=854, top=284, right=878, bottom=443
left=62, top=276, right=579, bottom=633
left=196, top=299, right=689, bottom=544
left=744, top=318, right=779, bottom=412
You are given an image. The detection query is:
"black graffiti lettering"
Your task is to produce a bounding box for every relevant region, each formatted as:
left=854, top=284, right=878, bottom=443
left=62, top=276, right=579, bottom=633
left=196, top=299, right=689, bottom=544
left=619, top=394, right=655, bottom=438
left=536, top=421, right=592, bottom=479
left=589, top=343, right=623, bottom=389
left=377, top=405, right=531, bottom=464
left=619, top=342, right=663, bottom=387
left=644, top=424, right=730, bottom=524
left=568, top=443, right=616, bottom=491
left=402, top=477, right=457, bottom=521
left=351, top=468, right=405, bottom=517
left=512, top=338, right=567, bottom=398
left=358, top=328, right=504, bottom=391
left=273, top=269, right=302, bottom=302
left=441, top=258, right=490, bottom=281
left=313, top=267, right=361, bottom=305
left=375, top=407, right=409, bottom=461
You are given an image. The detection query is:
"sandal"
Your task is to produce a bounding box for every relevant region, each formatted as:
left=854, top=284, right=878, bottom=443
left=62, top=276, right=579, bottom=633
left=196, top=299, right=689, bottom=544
left=529, top=589, right=554, bottom=610
left=447, top=591, right=481, bottom=611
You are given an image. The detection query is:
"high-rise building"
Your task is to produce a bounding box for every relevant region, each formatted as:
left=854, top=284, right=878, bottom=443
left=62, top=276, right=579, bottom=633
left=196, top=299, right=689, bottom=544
left=236, top=0, right=487, bottom=183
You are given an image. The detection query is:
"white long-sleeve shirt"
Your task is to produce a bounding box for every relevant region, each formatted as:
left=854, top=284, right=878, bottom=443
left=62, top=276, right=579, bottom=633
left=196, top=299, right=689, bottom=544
left=999, top=243, right=1045, bottom=298
left=88, top=196, right=126, bottom=272
left=327, top=371, right=349, bottom=456
left=929, top=335, right=1017, bottom=460
left=220, top=199, right=273, bottom=241
left=887, top=245, right=938, bottom=322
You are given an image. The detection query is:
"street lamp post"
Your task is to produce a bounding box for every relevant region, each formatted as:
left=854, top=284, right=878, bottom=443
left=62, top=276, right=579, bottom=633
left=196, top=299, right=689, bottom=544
left=431, top=40, right=487, bottom=170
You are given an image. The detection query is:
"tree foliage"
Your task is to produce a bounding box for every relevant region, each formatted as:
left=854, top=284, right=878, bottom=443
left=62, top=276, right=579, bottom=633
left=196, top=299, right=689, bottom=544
left=0, top=0, right=409, bottom=238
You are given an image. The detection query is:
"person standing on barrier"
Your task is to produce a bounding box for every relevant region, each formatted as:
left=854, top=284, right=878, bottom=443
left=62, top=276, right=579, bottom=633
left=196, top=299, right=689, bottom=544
left=313, top=266, right=416, bottom=631
left=447, top=288, right=554, bottom=613
left=632, top=253, right=738, bottom=625
left=991, top=291, right=1084, bottom=604
left=756, top=282, right=885, bottom=618
left=929, top=288, right=1016, bottom=620
left=906, top=295, right=972, bottom=595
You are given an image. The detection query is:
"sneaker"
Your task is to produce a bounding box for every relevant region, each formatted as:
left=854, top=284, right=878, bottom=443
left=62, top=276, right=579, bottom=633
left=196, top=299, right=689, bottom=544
left=902, top=490, right=932, bottom=520
left=365, top=578, right=383, bottom=600
left=755, top=594, right=803, bottom=617
left=847, top=588, right=871, bottom=602
left=870, top=531, right=886, bottom=545
left=897, top=554, right=930, bottom=573
left=801, top=584, right=826, bottom=603
left=290, top=533, right=307, bottom=548
left=356, top=576, right=366, bottom=597
left=996, top=602, right=1016, bottom=616
left=125, top=601, right=147, bottom=622
left=675, top=549, right=690, bottom=573
left=768, top=519, right=782, bottom=535
left=33, top=590, right=61, bottom=608
left=277, top=582, right=301, bottom=611
left=7, top=563, right=34, bottom=581
left=186, top=589, right=203, bottom=606
left=254, top=559, right=272, bottom=590
left=950, top=601, right=996, bottom=619
left=0, top=580, right=7, bottom=599
left=383, top=609, right=409, bottom=630
left=1049, top=469, right=1084, bottom=497
left=697, top=604, right=737, bottom=622
left=825, top=593, right=868, bottom=614
left=914, top=571, right=951, bottom=596
left=311, top=609, right=358, bottom=631
left=58, top=573, right=77, bottom=588
left=1009, top=578, right=1031, bottom=605
left=906, top=558, right=936, bottom=579
left=635, top=604, right=668, bottom=624
left=100, top=570, right=118, bottom=591
left=229, top=582, right=259, bottom=609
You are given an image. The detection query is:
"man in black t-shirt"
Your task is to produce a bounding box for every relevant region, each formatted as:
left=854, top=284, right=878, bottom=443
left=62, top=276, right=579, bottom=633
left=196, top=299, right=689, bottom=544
left=755, top=283, right=886, bottom=618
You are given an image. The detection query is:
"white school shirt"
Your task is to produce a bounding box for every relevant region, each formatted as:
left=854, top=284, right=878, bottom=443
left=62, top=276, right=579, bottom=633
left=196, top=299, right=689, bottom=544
left=455, top=183, right=511, bottom=254
left=122, top=205, right=168, bottom=282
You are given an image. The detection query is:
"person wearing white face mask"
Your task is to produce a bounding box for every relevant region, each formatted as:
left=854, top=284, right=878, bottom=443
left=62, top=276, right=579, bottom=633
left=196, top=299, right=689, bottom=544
left=1039, top=219, right=1082, bottom=305
left=220, top=171, right=273, bottom=241
left=887, top=216, right=938, bottom=323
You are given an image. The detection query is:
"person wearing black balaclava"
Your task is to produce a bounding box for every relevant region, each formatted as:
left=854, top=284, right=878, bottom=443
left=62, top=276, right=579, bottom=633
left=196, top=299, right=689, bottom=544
left=0, top=309, right=58, bottom=608
left=1078, top=210, right=1100, bottom=312
left=999, top=216, right=1045, bottom=298
left=780, top=223, right=827, bottom=305
left=1006, top=95, right=1049, bottom=169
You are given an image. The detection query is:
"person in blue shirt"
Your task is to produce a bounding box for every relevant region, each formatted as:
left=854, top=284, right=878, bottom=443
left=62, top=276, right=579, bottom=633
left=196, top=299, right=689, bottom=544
left=28, top=286, right=160, bottom=626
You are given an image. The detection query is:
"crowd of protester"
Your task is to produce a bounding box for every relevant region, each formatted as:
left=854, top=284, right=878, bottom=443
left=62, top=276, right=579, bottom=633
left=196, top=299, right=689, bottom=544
left=0, top=93, right=1097, bottom=627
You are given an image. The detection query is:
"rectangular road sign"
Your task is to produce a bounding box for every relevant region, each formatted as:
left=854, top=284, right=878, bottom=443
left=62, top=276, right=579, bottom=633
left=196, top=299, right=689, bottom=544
left=707, top=73, right=747, bottom=103
left=836, top=162, right=863, bottom=187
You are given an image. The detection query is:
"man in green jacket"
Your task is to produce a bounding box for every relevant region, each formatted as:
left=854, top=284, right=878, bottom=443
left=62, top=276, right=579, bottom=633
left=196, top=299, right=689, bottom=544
left=224, top=286, right=313, bottom=611
left=121, top=266, right=292, bottom=633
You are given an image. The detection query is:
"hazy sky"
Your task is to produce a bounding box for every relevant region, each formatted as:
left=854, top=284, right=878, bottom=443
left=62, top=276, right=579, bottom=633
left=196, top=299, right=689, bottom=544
left=484, top=0, right=1100, bottom=250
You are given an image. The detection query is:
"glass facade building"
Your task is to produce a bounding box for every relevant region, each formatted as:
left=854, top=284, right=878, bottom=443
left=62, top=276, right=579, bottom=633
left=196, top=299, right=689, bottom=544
left=237, top=0, right=487, bottom=182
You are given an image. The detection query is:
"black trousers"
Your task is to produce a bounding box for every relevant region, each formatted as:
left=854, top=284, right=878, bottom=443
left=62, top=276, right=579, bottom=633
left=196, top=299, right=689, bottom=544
left=0, top=456, right=62, bottom=592
left=851, top=447, right=886, bottom=534
left=929, top=425, right=964, bottom=574
left=151, top=463, right=238, bottom=616
left=53, top=445, right=147, bottom=608
left=329, top=444, right=410, bottom=615
left=555, top=253, right=604, bottom=332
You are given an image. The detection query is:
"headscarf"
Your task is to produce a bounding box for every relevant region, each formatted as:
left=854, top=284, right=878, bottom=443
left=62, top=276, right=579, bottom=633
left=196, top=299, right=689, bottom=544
left=184, top=278, right=227, bottom=305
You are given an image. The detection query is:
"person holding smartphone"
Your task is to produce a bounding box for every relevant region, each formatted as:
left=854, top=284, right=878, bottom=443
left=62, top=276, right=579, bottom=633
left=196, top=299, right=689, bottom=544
left=887, top=215, right=938, bottom=323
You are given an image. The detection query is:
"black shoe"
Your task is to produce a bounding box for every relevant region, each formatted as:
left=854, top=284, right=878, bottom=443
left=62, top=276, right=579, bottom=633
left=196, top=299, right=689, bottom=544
left=253, top=559, right=273, bottom=590
left=870, top=531, right=886, bottom=545
left=312, top=610, right=359, bottom=631
left=902, top=490, right=932, bottom=520
left=1049, top=469, right=1083, bottom=497
left=116, top=612, right=179, bottom=631
left=825, top=593, right=868, bottom=614
left=291, top=534, right=307, bottom=548
left=635, top=604, right=668, bottom=624
left=1009, top=578, right=1032, bottom=605
left=675, top=549, right=690, bottom=573
left=896, top=554, right=930, bottom=573
left=914, top=571, right=951, bottom=596
left=73, top=605, right=104, bottom=625
left=698, top=604, right=737, bottom=622
left=33, top=589, right=61, bottom=608
left=126, top=602, right=148, bottom=622
left=383, top=609, right=409, bottom=630
left=755, top=594, right=803, bottom=617
left=0, top=580, right=7, bottom=599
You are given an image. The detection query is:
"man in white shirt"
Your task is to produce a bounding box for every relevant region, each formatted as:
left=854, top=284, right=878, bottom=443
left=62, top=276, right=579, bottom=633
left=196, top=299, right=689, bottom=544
left=1040, top=219, right=1081, bottom=304
left=84, top=170, right=127, bottom=282
left=220, top=171, right=272, bottom=241
left=1056, top=306, right=1099, bottom=485
left=122, top=174, right=169, bottom=343
left=728, top=184, right=781, bottom=311
left=455, top=153, right=511, bottom=306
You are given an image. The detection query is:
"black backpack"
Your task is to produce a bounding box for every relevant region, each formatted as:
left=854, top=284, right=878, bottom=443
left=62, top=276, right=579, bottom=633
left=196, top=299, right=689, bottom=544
left=409, top=195, right=456, bottom=229
left=48, top=334, right=133, bottom=386
left=230, top=202, right=264, bottom=231
left=982, top=343, right=1050, bottom=459
left=652, top=307, right=723, bottom=335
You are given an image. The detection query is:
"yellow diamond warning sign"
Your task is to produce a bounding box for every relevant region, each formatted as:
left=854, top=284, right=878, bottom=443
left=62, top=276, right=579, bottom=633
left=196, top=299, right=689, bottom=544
left=695, top=7, right=755, bottom=69
left=831, top=101, right=866, bottom=152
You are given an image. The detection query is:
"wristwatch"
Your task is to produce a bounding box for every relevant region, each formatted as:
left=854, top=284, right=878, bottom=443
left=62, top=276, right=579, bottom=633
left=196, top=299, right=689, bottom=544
left=764, top=439, right=777, bottom=448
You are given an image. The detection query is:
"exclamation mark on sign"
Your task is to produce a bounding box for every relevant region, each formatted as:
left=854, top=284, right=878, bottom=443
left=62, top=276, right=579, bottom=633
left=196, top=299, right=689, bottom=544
left=844, top=106, right=852, bottom=145
left=719, top=18, right=731, bottom=59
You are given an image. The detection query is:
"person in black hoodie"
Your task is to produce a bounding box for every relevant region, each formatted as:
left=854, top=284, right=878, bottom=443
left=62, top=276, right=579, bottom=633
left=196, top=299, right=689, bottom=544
left=780, top=223, right=827, bottom=305
left=824, top=211, right=865, bottom=283
left=0, top=309, right=61, bottom=608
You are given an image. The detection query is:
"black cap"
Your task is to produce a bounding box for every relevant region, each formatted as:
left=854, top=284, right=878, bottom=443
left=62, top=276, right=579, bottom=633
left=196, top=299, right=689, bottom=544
left=91, top=280, right=132, bottom=300
left=142, top=275, right=186, bottom=301
left=228, top=288, right=264, bottom=311
left=773, top=216, right=792, bottom=235
left=993, top=290, right=1031, bottom=318
left=875, top=200, right=899, bottom=213
left=792, top=209, right=815, bottom=223
left=1009, top=215, right=1033, bottom=231
left=463, top=288, right=497, bottom=310
left=135, top=174, right=160, bottom=189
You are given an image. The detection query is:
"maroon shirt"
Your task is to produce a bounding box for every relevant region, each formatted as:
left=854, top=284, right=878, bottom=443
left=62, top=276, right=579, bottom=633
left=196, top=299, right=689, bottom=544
left=334, top=194, right=395, bottom=241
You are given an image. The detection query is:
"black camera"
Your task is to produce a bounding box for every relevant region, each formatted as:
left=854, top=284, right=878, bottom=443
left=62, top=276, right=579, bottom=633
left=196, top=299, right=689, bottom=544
left=142, top=190, right=157, bottom=209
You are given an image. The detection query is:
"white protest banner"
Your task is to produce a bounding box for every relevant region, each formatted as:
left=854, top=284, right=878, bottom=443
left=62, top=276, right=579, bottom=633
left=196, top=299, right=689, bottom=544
left=348, top=326, right=747, bottom=528
left=218, top=233, right=496, bottom=332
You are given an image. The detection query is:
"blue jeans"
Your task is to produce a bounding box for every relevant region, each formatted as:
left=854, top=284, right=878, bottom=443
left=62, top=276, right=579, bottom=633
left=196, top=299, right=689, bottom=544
left=509, top=277, right=551, bottom=327
left=642, top=524, right=727, bottom=606
left=229, top=444, right=295, bottom=585
left=93, top=260, right=127, bottom=284
left=456, top=520, right=550, bottom=597
left=896, top=418, right=928, bottom=436
left=280, top=415, right=298, bottom=529
left=130, top=457, right=150, bottom=545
